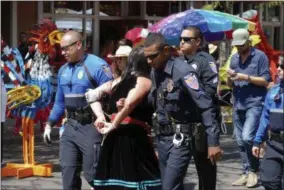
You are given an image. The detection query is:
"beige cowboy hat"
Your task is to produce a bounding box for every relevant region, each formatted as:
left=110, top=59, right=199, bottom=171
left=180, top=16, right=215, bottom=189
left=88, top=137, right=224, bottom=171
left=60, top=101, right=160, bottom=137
left=108, top=45, right=132, bottom=58
left=208, top=44, right=218, bottom=55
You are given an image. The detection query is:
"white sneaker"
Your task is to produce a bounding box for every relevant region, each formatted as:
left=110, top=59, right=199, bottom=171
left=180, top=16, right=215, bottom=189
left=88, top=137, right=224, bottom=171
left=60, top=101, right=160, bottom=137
left=246, top=171, right=258, bottom=188
left=232, top=174, right=248, bottom=186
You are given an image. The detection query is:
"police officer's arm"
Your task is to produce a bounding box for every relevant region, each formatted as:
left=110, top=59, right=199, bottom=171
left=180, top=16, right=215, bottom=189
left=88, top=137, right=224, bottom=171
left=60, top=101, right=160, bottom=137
left=253, top=90, right=271, bottom=146
left=248, top=54, right=271, bottom=87
left=93, top=64, right=113, bottom=86
left=86, top=80, right=112, bottom=104
left=112, top=77, right=152, bottom=128
left=47, top=66, right=66, bottom=127
left=181, top=73, right=220, bottom=146
left=199, top=59, right=218, bottom=97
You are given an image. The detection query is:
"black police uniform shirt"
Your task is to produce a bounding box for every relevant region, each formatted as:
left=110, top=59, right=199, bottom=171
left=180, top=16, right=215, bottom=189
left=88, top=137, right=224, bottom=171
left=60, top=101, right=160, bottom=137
left=148, top=57, right=220, bottom=146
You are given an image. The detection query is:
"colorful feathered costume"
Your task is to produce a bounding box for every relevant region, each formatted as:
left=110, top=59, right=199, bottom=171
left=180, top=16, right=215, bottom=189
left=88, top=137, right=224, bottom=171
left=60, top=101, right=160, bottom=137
left=1, top=19, right=65, bottom=135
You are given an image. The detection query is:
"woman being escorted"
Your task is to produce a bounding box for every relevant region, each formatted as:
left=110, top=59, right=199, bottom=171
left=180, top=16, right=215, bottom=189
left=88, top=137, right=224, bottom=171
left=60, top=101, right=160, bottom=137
left=85, top=47, right=161, bottom=190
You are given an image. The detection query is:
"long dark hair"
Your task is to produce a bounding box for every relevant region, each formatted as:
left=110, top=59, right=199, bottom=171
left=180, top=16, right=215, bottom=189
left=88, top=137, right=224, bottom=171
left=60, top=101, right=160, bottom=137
left=121, top=46, right=150, bottom=80
left=110, top=46, right=151, bottom=107
left=112, top=46, right=150, bottom=94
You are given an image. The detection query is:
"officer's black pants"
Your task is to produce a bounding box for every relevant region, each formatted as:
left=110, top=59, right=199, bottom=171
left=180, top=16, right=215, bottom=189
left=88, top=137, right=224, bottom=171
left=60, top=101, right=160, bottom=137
left=194, top=149, right=217, bottom=190
left=192, top=124, right=217, bottom=190
left=156, top=135, right=192, bottom=190
left=60, top=119, right=101, bottom=190
left=260, top=140, right=284, bottom=190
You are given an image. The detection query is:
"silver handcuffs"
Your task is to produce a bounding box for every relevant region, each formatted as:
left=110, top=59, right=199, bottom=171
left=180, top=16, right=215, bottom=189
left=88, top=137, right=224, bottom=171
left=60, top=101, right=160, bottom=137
left=173, top=124, right=184, bottom=148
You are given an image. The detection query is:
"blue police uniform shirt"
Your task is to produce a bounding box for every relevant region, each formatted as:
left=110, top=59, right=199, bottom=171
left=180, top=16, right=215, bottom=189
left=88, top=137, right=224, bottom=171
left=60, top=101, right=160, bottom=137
left=254, top=83, right=284, bottom=145
left=148, top=57, right=220, bottom=146
left=230, top=48, right=271, bottom=110
left=48, top=54, right=112, bottom=126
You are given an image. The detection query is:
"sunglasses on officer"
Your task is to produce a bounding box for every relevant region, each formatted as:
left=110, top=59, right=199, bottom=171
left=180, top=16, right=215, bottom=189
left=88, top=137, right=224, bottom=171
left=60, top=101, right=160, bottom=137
left=61, top=40, right=81, bottom=51
left=179, top=36, right=198, bottom=43
left=145, top=51, right=161, bottom=60
left=277, top=63, right=284, bottom=70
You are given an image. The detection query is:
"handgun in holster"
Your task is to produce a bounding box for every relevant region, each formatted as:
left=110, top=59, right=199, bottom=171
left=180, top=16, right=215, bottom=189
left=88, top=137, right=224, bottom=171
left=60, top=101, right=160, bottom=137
left=193, top=123, right=206, bottom=152
left=152, top=113, right=160, bottom=136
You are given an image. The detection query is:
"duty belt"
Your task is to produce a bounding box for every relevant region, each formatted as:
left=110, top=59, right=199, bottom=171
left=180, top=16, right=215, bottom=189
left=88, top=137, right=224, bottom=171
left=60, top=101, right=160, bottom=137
left=157, top=123, right=195, bottom=136
left=269, top=131, right=284, bottom=143
left=67, top=107, right=93, bottom=125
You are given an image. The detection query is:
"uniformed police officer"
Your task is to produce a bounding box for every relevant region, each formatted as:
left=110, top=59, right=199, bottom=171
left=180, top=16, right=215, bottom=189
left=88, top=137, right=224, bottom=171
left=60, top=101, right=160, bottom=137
left=144, top=33, right=222, bottom=190
left=252, top=61, right=284, bottom=190
left=179, top=27, right=219, bottom=190
left=43, top=31, right=112, bottom=190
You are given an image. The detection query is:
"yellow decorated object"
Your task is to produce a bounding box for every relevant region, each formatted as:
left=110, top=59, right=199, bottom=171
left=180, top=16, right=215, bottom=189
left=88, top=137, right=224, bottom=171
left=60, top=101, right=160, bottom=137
left=7, top=85, right=41, bottom=109
left=2, top=85, right=52, bottom=179
left=1, top=117, right=52, bottom=179
left=48, top=30, right=64, bottom=45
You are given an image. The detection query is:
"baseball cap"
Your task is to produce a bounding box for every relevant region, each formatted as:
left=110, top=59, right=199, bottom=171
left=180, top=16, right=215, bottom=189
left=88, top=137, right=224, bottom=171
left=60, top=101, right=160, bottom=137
left=231, top=29, right=249, bottom=46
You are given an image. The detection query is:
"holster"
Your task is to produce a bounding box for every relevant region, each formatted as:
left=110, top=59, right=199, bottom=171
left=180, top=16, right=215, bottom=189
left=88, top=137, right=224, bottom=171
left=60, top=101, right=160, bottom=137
left=193, top=123, right=206, bottom=152
left=67, top=106, right=94, bottom=125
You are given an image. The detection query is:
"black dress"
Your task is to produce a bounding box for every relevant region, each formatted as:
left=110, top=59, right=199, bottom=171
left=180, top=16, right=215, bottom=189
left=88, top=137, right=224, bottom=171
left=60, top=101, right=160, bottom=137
left=94, top=75, right=162, bottom=190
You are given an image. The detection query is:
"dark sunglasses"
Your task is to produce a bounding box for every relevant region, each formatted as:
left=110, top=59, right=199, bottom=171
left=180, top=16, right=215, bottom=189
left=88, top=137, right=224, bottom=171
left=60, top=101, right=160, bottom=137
left=61, top=40, right=80, bottom=51
left=276, top=63, right=284, bottom=70
left=179, top=36, right=197, bottom=43
left=146, top=51, right=160, bottom=60
left=235, top=44, right=246, bottom=48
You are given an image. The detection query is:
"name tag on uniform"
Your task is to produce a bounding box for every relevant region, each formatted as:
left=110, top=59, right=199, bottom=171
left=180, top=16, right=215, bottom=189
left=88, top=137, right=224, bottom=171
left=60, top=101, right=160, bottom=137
left=269, top=109, right=284, bottom=131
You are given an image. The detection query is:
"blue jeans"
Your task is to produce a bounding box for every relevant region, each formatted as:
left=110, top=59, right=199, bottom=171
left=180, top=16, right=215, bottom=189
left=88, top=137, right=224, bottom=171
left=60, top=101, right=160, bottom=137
left=233, top=106, right=263, bottom=174
left=156, top=135, right=192, bottom=190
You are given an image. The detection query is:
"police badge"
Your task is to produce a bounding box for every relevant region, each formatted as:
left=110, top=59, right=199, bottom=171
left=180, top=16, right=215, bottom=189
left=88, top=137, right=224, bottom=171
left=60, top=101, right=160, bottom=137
left=167, top=79, right=174, bottom=92
left=77, top=70, right=84, bottom=79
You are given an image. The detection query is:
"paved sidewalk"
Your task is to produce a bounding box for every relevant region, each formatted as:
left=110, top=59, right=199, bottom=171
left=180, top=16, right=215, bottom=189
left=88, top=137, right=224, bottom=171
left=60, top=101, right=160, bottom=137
left=1, top=119, right=264, bottom=190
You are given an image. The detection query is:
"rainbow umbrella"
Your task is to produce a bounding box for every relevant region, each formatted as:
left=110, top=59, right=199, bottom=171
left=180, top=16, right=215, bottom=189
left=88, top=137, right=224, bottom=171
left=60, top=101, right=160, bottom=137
left=149, top=9, right=256, bottom=45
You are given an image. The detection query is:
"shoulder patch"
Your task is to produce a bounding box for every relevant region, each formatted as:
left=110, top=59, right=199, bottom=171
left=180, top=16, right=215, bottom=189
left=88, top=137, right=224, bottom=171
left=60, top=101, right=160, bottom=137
left=102, top=65, right=112, bottom=78
left=209, top=62, right=218, bottom=73
left=184, top=73, right=199, bottom=90
left=191, top=63, right=197, bottom=70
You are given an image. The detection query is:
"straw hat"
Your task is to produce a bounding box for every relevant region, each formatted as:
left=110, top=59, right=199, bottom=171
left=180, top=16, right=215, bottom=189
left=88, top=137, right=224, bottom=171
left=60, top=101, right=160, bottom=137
left=208, top=44, right=218, bottom=55
left=108, top=45, right=132, bottom=58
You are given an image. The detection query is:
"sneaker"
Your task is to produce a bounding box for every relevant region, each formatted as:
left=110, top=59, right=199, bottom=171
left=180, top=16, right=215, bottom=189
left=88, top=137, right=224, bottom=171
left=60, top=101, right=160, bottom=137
left=232, top=174, right=248, bottom=186
left=246, top=171, right=258, bottom=188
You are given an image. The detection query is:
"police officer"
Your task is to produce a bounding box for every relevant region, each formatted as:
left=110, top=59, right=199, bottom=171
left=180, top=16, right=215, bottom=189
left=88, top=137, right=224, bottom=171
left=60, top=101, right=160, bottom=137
left=43, top=31, right=112, bottom=190
left=179, top=27, right=219, bottom=190
left=252, top=61, right=284, bottom=190
left=144, top=33, right=222, bottom=190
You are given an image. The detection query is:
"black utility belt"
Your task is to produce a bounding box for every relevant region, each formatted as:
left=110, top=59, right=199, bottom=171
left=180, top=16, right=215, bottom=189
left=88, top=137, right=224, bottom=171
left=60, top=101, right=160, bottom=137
left=67, top=111, right=93, bottom=125
left=157, top=123, right=195, bottom=136
left=270, top=131, right=284, bottom=143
